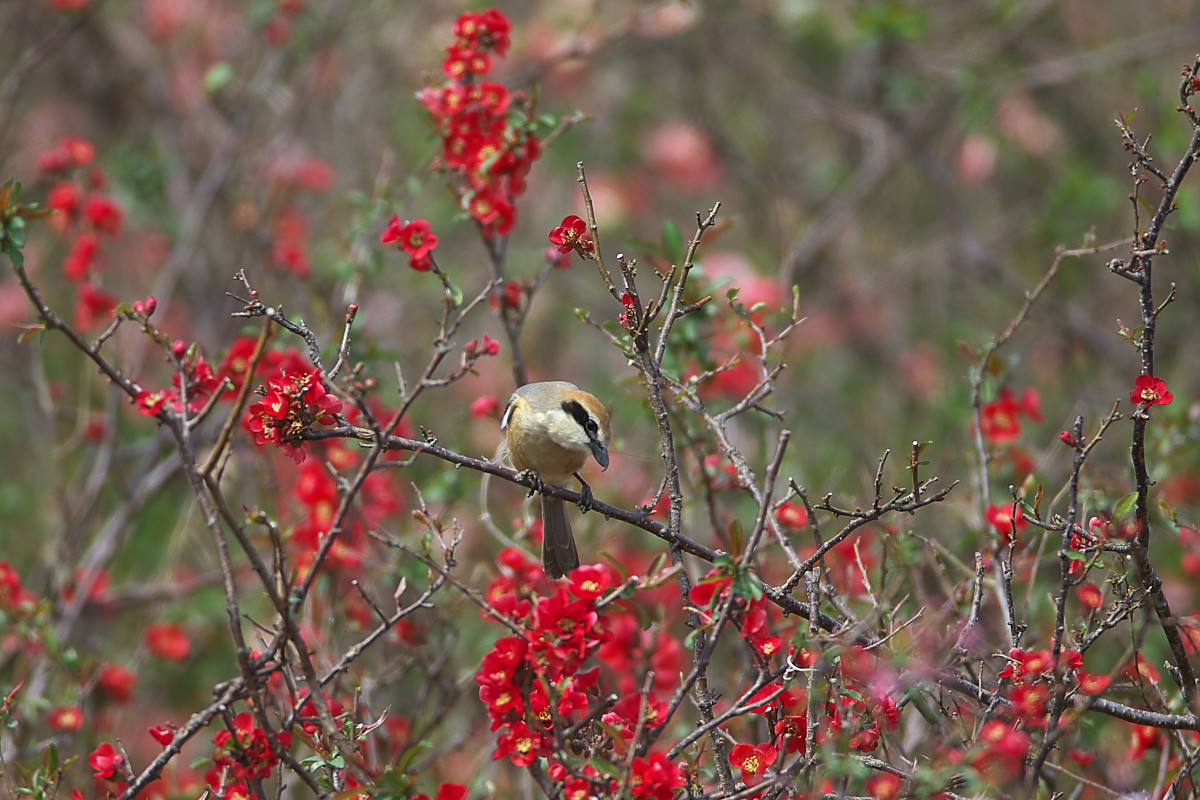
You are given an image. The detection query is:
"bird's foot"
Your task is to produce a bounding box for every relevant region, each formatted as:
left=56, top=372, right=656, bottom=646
left=520, top=469, right=543, bottom=497
left=575, top=474, right=594, bottom=514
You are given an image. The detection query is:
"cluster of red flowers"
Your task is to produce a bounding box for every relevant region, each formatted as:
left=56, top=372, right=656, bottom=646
left=691, top=573, right=906, bottom=793
left=245, top=367, right=343, bottom=464
left=156, top=337, right=403, bottom=584
left=416, top=9, right=540, bottom=237
left=207, top=711, right=293, bottom=794
left=979, top=386, right=1042, bottom=445
left=476, top=553, right=685, bottom=798
left=289, top=432, right=403, bottom=582
left=39, top=136, right=124, bottom=330
left=0, top=560, right=39, bottom=614
left=464, top=332, right=500, bottom=359
left=134, top=338, right=224, bottom=417
left=216, top=335, right=310, bottom=399
left=998, top=646, right=1110, bottom=729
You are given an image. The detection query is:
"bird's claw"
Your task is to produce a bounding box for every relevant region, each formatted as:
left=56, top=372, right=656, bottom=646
left=576, top=475, right=594, bottom=514
left=520, top=469, right=543, bottom=497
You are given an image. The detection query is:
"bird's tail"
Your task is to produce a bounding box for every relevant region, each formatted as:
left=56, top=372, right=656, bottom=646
left=541, top=495, right=580, bottom=580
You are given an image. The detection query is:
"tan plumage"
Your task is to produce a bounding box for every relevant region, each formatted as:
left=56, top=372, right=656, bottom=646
left=501, top=381, right=610, bottom=579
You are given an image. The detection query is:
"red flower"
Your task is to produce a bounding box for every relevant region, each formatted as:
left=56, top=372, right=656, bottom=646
left=415, top=784, right=470, bottom=800
left=48, top=706, right=84, bottom=732
left=985, top=503, right=1027, bottom=546
left=775, top=500, right=809, bottom=529
left=866, top=772, right=902, bottom=800
left=490, top=280, right=523, bottom=311
left=975, top=721, right=1031, bottom=781
left=74, top=282, right=117, bottom=329
left=729, top=742, right=776, bottom=786
left=1077, top=583, right=1103, bottom=610
left=96, top=663, right=137, bottom=703
left=568, top=564, right=612, bottom=601
left=145, top=621, right=191, bottom=661
left=83, top=194, right=123, bottom=235
left=751, top=634, right=784, bottom=659
left=979, top=389, right=1021, bottom=444
left=149, top=723, right=176, bottom=746
left=1131, top=375, right=1173, bottom=408
left=548, top=214, right=595, bottom=256
left=470, top=394, right=501, bottom=418
left=60, top=136, right=95, bottom=166
left=468, top=191, right=515, bottom=236
left=628, top=752, right=683, bottom=800
left=89, top=742, right=124, bottom=780
left=1018, top=648, right=1054, bottom=676
left=381, top=215, right=438, bottom=263
left=270, top=207, right=311, bottom=277
left=492, top=720, right=544, bottom=766
left=688, top=572, right=732, bottom=607
left=849, top=726, right=880, bottom=752
left=1011, top=683, right=1050, bottom=724
left=774, top=714, right=808, bottom=753
left=135, top=388, right=173, bottom=416
left=1130, top=724, right=1165, bottom=760
left=48, top=180, right=82, bottom=221
left=63, top=232, right=100, bottom=281
left=1125, top=654, right=1160, bottom=685
left=1076, top=670, right=1111, bottom=695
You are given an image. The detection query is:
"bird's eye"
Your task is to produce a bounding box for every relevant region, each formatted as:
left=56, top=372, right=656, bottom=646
left=585, top=418, right=598, bottom=433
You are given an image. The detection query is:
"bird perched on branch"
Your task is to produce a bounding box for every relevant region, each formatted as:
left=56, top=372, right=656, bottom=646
left=501, top=381, right=610, bottom=579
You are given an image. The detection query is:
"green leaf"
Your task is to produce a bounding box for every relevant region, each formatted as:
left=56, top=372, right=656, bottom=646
left=732, top=566, right=763, bottom=602
left=203, top=61, right=235, bottom=94
left=728, top=518, right=744, bottom=553
left=1113, top=491, right=1138, bottom=519
left=394, top=740, right=433, bottom=774
left=1064, top=549, right=1086, bottom=562
left=41, top=742, right=59, bottom=773
left=7, top=217, right=26, bottom=248
left=661, top=219, right=683, bottom=264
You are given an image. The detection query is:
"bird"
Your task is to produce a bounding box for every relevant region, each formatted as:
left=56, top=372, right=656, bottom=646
left=500, top=381, right=610, bottom=579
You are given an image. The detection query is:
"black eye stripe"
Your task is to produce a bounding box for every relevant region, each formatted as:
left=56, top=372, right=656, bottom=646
left=562, top=399, right=592, bottom=430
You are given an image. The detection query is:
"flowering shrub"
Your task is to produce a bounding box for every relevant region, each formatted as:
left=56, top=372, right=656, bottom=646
left=4, top=5, right=1200, bottom=800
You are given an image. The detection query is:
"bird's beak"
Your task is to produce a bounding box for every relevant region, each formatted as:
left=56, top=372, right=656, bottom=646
left=591, top=440, right=609, bottom=471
